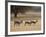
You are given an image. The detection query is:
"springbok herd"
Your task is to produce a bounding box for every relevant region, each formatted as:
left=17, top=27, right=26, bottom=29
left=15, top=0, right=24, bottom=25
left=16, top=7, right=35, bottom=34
left=14, top=19, right=38, bottom=27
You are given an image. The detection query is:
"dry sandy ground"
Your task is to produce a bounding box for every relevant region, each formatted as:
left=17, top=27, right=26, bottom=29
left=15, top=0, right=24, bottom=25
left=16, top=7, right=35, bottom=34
left=10, top=18, right=41, bottom=32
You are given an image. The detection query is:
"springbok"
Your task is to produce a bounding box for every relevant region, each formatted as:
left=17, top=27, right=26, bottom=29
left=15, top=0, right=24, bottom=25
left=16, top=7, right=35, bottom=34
left=14, top=20, right=23, bottom=26
left=31, top=20, right=38, bottom=24
left=25, top=20, right=31, bottom=26
left=25, top=20, right=38, bottom=26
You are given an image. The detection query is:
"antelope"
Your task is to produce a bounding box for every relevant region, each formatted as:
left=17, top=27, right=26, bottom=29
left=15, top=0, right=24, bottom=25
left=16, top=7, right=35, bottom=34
left=25, top=20, right=31, bottom=26
left=14, top=20, right=23, bottom=26
left=31, top=20, right=38, bottom=24
left=25, top=20, right=38, bottom=26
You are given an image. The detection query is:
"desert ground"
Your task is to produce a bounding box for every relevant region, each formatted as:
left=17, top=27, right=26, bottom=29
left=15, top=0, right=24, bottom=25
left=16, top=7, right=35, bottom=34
left=10, top=10, right=41, bottom=32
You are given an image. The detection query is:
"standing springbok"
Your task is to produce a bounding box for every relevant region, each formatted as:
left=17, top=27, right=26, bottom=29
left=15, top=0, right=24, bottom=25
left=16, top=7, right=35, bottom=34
left=31, top=19, right=38, bottom=24
left=25, top=20, right=31, bottom=26
left=25, top=19, right=38, bottom=26
left=14, top=20, right=23, bottom=26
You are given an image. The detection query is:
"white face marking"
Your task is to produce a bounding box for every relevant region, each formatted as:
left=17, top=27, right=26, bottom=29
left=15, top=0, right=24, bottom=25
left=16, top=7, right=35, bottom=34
left=23, top=21, right=25, bottom=24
